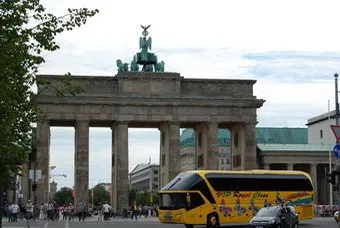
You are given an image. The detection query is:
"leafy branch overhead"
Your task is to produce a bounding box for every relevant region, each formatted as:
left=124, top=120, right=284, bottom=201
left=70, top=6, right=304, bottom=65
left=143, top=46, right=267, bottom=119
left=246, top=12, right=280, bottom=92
left=0, top=0, right=99, bottom=189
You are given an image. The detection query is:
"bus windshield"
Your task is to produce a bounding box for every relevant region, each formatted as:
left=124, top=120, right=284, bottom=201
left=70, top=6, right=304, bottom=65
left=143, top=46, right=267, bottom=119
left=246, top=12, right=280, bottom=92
left=159, top=193, right=187, bottom=210
left=161, top=172, right=204, bottom=190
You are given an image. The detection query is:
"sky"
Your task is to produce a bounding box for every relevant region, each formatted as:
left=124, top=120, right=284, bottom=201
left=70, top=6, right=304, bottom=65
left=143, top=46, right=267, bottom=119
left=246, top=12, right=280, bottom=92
left=36, top=0, right=340, bottom=190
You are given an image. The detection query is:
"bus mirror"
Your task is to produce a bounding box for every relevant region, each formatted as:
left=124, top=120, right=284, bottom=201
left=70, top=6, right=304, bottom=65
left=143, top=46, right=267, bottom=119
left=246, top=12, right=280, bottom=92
left=186, top=193, right=190, bottom=204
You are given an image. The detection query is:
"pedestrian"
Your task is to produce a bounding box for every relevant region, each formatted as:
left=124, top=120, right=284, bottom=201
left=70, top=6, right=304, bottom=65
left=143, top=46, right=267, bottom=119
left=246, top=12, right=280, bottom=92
left=97, top=202, right=103, bottom=222
left=47, top=201, right=54, bottom=220
left=130, top=200, right=138, bottom=220
left=11, top=202, right=19, bottom=222
left=122, top=206, right=128, bottom=219
left=77, top=201, right=86, bottom=221
left=25, top=200, right=34, bottom=221
left=102, top=203, right=111, bottom=220
left=67, top=203, right=74, bottom=221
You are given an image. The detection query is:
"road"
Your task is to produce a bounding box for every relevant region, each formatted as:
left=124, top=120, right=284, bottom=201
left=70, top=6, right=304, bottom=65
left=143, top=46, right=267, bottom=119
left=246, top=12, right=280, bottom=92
left=1, top=216, right=338, bottom=227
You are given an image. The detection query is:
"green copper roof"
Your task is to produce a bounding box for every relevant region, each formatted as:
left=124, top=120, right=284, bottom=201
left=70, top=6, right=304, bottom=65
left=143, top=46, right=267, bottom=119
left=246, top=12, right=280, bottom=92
left=257, top=143, right=331, bottom=152
left=256, top=127, right=307, bottom=144
left=180, top=127, right=308, bottom=147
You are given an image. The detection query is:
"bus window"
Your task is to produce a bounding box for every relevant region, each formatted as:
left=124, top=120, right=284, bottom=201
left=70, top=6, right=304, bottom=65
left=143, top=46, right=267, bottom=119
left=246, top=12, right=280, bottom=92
left=205, top=173, right=313, bottom=191
left=189, top=193, right=205, bottom=209
left=159, top=193, right=187, bottom=210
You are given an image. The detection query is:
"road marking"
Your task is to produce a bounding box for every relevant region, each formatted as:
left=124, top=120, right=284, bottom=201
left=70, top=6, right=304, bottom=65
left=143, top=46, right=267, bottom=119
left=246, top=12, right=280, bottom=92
left=65, top=220, right=69, bottom=228
left=44, top=221, right=49, bottom=228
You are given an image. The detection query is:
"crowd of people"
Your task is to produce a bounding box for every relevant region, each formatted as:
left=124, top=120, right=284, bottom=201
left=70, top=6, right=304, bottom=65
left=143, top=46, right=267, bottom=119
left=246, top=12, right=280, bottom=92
left=4, top=200, right=159, bottom=222
left=123, top=200, right=159, bottom=220
left=4, top=201, right=88, bottom=222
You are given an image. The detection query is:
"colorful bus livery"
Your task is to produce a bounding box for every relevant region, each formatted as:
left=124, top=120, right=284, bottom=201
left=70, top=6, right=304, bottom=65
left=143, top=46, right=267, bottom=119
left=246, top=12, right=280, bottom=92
left=158, top=170, right=314, bottom=228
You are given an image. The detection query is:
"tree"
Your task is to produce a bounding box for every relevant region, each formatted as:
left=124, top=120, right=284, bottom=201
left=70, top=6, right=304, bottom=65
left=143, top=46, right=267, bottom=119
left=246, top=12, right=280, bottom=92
left=129, top=188, right=137, bottom=204
left=0, top=0, right=99, bottom=189
left=93, top=185, right=110, bottom=206
left=129, top=189, right=159, bottom=206
left=53, top=187, right=73, bottom=205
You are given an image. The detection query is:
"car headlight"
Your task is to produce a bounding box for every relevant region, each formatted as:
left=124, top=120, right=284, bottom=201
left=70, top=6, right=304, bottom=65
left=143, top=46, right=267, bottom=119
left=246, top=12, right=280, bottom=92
left=268, top=219, right=275, bottom=224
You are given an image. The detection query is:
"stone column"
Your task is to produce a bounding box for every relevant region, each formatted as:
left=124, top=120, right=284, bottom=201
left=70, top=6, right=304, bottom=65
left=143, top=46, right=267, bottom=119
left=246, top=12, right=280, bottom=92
left=263, top=164, right=270, bottom=170
left=159, top=122, right=180, bottom=188
left=195, top=124, right=207, bottom=170
left=74, top=120, right=89, bottom=208
left=168, top=122, right=181, bottom=182
left=111, top=122, right=129, bottom=213
left=21, top=163, right=30, bottom=203
left=244, top=122, right=258, bottom=169
left=206, top=122, right=219, bottom=170
left=35, top=120, right=50, bottom=205
left=231, top=124, right=244, bottom=170
left=287, top=163, right=294, bottom=170
left=310, top=164, right=318, bottom=204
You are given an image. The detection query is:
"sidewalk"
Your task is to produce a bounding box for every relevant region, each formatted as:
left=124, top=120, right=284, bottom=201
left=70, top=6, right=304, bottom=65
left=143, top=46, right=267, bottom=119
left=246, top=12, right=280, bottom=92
left=86, top=215, right=159, bottom=222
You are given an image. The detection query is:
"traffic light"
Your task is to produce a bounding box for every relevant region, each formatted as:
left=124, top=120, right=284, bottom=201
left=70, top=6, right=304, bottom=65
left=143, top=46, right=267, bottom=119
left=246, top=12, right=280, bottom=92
left=32, top=183, right=37, bottom=191
left=327, top=170, right=339, bottom=185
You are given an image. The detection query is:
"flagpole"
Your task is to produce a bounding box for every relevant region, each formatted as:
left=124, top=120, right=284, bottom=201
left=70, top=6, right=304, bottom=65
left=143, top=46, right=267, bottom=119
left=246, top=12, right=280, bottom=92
left=329, top=99, right=333, bottom=205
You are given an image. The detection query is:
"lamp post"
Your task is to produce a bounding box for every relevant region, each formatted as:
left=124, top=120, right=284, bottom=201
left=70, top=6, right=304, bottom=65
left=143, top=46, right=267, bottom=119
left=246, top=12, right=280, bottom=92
left=334, top=73, right=340, bottom=228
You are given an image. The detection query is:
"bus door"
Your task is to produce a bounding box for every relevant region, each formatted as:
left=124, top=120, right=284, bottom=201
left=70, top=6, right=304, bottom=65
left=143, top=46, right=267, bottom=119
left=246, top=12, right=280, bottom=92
left=184, top=192, right=209, bottom=225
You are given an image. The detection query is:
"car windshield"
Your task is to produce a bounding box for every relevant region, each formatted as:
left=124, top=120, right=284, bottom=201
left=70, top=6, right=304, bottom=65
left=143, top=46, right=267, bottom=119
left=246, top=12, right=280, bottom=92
left=255, top=207, right=281, bottom=217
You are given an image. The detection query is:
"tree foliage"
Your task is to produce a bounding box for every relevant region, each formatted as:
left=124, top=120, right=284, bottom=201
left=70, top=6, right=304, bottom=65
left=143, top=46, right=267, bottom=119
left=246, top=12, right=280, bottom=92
left=93, top=184, right=110, bottom=206
left=0, top=0, right=98, bottom=189
left=129, top=189, right=159, bottom=206
left=53, top=187, right=73, bottom=205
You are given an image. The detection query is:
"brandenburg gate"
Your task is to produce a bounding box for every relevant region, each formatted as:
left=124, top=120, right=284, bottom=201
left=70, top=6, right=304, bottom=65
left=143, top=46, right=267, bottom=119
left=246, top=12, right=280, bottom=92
left=34, top=26, right=264, bottom=212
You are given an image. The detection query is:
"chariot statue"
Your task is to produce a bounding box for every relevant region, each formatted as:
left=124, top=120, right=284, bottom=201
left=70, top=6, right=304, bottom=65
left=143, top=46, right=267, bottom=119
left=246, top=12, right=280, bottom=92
left=116, top=25, right=165, bottom=73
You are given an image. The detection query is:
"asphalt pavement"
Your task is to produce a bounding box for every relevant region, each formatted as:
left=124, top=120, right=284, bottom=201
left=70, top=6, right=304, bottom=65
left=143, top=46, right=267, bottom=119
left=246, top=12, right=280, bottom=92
left=1, top=216, right=339, bottom=228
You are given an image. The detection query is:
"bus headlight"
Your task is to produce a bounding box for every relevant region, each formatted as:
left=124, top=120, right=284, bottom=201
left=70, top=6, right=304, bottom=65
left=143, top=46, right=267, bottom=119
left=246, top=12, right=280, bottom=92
left=175, top=213, right=183, bottom=218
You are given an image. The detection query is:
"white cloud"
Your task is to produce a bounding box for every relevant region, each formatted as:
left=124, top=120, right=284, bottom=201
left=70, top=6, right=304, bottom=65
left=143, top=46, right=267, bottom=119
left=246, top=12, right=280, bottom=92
left=38, top=0, right=340, bottom=189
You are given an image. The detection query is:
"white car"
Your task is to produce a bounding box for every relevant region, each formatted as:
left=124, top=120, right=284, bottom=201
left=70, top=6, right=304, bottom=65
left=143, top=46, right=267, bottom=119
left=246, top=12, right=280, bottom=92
left=334, top=211, right=339, bottom=222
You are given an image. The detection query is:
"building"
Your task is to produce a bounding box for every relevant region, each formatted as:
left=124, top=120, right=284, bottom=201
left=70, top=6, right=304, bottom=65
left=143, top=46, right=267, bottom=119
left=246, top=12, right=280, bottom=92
left=129, top=163, right=160, bottom=192
left=180, top=127, right=308, bottom=171
left=307, top=110, right=336, bottom=144
left=50, top=180, right=57, bottom=200
left=180, top=126, right=334, bottom=205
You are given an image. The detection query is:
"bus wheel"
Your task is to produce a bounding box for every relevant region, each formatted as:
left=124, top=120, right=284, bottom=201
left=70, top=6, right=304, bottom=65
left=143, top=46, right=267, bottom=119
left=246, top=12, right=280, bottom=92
left=206, top=213, right=220, bottom=228
left=185, top=225, right=193, bottom=228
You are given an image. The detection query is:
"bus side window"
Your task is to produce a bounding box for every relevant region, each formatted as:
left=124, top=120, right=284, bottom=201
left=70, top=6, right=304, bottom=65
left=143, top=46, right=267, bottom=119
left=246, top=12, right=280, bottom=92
left=189, top=193, right=205, bottom=210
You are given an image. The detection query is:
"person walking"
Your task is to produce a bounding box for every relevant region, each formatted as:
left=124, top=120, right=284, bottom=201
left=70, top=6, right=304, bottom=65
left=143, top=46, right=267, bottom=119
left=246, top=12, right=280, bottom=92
left=25, top=200, right=34, bottom=221
left=130, top=200, right=138, bottom=220
left=97, top=202, right=103, bottom=222
left=67, top=203, right=74, bottom=221
left=77, top=201, right=86, bottom=221
left=11, top=202, right=19, bottom=222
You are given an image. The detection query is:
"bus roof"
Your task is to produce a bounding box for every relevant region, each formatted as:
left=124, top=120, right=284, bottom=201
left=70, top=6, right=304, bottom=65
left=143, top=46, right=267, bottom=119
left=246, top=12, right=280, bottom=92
left=183, top=169, right=311, bottom=180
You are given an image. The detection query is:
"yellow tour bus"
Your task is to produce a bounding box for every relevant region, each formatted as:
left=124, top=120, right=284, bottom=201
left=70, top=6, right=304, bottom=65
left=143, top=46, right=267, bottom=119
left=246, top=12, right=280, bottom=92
left=158, top=170, right=314, bottom=228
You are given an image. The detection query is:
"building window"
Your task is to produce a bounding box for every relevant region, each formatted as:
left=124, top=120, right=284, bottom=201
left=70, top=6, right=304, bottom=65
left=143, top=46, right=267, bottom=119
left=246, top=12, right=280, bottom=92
left=153, top=169, right=158, bottom=174
left=154, top=177, right=158, bottom=182
left=161, top=131, right=165, bottom=147
left=162, top=154, right=165, bottom=166
left=198, top=132, right=202, bottom=147
left=234, top=132, right=239, bottom=148
left=232, top=154, right=241, bottom=167
left=197, top=154, right=204, bottom=167
left=320, top=130, right=323, bottom=139
left=221, top=158, right=231, bottom=165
